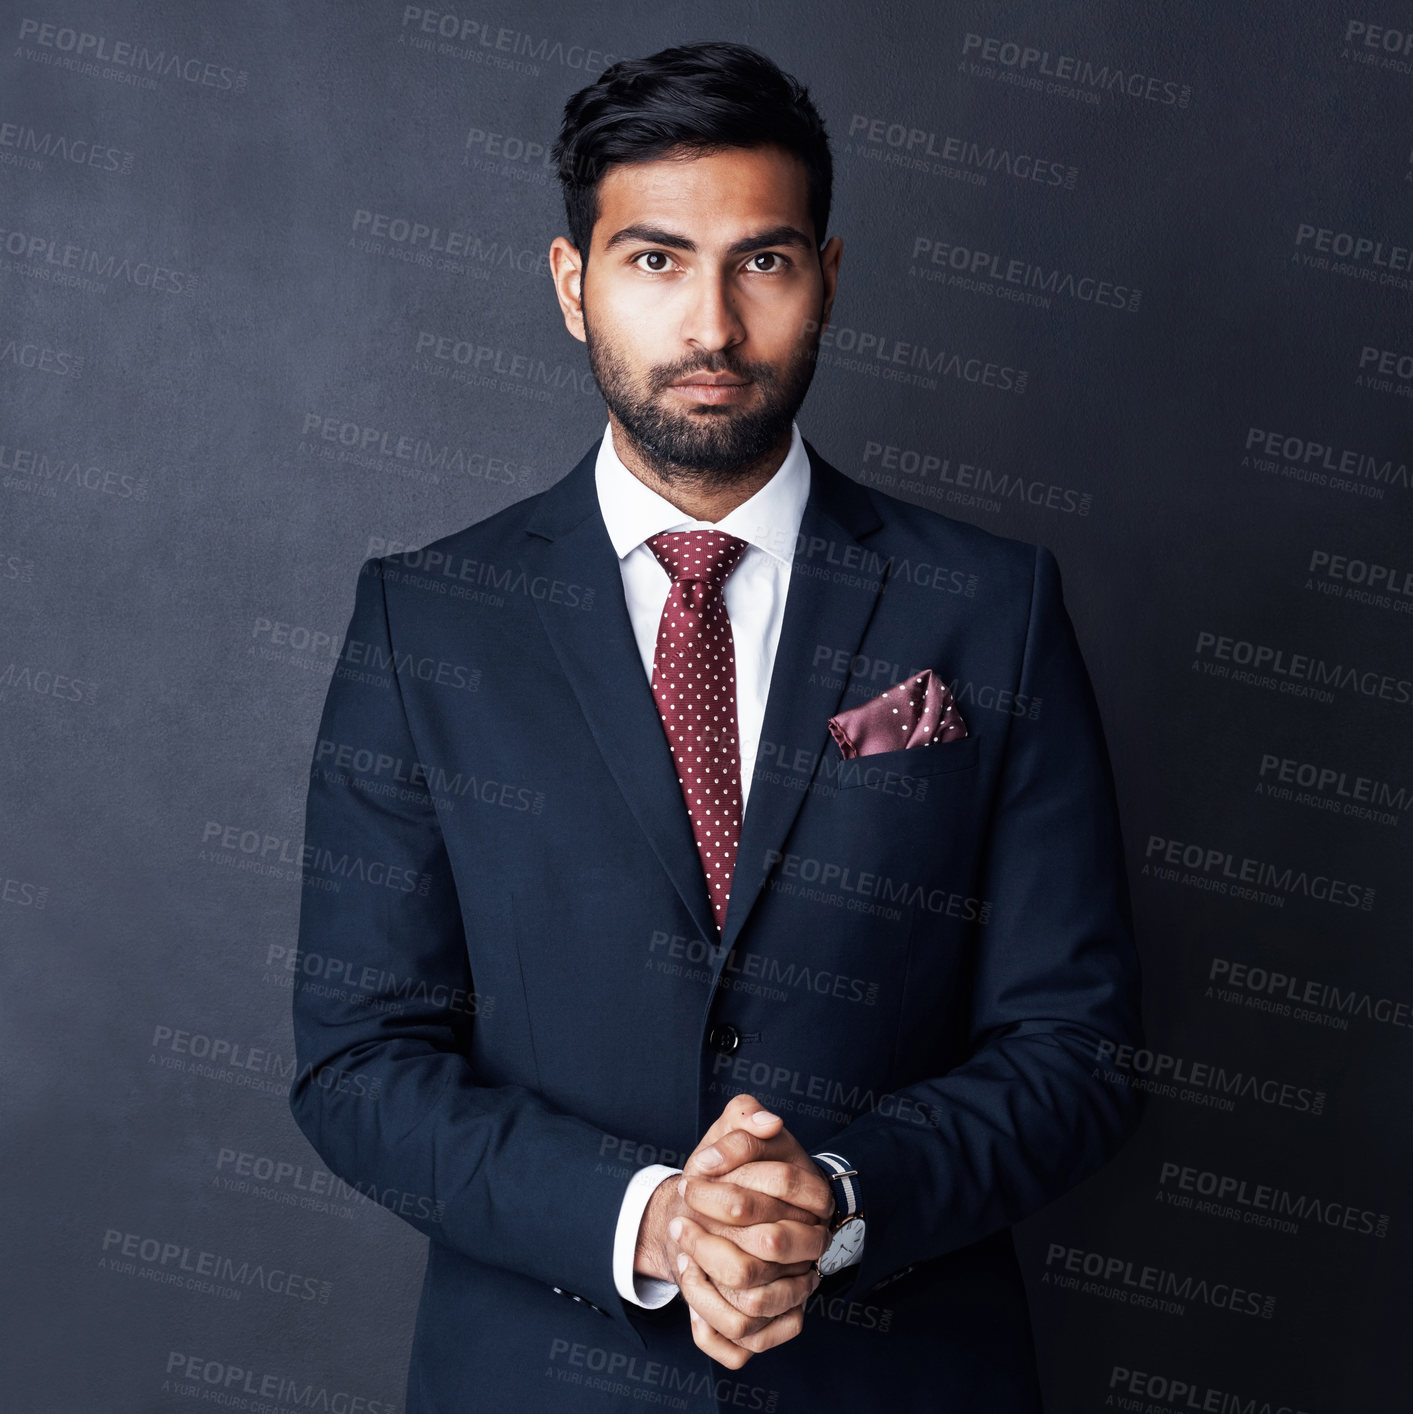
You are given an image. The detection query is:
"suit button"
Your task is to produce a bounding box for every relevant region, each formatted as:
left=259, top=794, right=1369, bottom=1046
left=708, top=1023, right=741, bottom=1055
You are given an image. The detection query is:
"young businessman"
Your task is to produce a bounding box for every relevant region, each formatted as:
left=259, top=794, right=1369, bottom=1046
left=290, top=40, right=1145, bottom=1412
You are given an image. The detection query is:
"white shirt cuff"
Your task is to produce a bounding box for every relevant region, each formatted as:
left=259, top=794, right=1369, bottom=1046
left=613, top=1163, right=684, bottom=1307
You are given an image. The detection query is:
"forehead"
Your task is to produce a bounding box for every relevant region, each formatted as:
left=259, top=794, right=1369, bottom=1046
left=593, top=144, right=811, bottom=240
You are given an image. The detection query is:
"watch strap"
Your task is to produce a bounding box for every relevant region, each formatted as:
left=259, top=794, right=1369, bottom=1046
left=812, top=1150, right=861, bottom=1223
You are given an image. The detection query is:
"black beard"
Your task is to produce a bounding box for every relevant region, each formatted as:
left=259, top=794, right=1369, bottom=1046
left=583, top=316, right=820, bottom=492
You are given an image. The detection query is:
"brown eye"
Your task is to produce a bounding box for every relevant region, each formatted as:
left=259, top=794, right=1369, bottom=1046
left=635, top=251, right=671, bottom=271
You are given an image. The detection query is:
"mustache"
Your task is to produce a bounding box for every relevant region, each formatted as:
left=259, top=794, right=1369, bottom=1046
left=652, top=358, right=767, bottom=389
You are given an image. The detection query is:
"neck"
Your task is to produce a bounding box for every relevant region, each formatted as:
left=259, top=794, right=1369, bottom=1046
left=609, top=413, right=789, bottom=523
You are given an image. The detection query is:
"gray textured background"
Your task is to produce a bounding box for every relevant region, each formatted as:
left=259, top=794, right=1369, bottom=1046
left=2, top=2, right=1410, bottom=1409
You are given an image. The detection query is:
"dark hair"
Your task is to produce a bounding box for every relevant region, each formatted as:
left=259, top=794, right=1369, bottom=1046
left=551, top=41, right=833, bottom=266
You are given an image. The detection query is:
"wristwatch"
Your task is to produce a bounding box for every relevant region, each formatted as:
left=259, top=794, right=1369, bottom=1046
left=812, top=1151, right=865, bottom=1277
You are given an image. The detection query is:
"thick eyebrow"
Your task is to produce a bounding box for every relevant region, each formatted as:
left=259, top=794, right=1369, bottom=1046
left=601, top=222, right=815, bottom=258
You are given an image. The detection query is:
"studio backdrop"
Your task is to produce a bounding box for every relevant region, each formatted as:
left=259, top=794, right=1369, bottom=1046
left=2, top=2, right=1410, bottom=1410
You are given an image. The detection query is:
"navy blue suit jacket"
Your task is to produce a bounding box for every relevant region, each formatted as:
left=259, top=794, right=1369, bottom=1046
left=289, top=434, right=1145, bottom=1413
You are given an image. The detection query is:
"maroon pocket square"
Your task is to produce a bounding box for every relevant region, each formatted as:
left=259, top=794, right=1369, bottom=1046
left=827, top=668, right=967, bottom=759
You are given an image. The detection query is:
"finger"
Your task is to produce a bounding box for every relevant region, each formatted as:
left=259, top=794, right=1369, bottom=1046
left=687, top=1212, right=819, bottom=1276
left=688, top=1306, right=757, bottom=1370
left=678, top=1253, right=808, bottom=1357
left=693, top=1094, right=782, bottom=1157
left=673, top=1221, right=809, bottom=1295
left=674, top=1214, right=769, bottom=1292
left=678, top=1173, right=820, bottom=1228
left=683, top=1125, right=773, bottom=1179
left=713, top=1265, right=821, bottom=1322
left=685, top=1159, right=834, bottom=1223
left=713, top=1216, right=832, bottom=1267
left=677, top=1256, right=758, bottom=1368
left=730, top=1301, right=807, bottom=1356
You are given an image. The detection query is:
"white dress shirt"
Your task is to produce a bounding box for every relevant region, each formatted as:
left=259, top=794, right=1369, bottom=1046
left=591, top=418, right=863, bottom=1307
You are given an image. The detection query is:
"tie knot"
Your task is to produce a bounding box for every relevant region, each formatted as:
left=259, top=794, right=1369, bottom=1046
left=646, top=530, right=749, bottom=592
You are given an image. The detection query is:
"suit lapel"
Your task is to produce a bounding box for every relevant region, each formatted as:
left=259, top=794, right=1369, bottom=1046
left=524, top=436, right=888, bottom=960
left=713, top=439, right=886, bottom=969
left=525, top=438, right=719, bottom=945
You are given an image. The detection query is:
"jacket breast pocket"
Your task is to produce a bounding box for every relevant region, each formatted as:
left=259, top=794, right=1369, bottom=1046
left=831, top=733, right=981, bottom=792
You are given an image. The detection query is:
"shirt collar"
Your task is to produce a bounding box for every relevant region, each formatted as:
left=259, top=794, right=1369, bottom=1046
left=594, top=417, right=809, bottom=567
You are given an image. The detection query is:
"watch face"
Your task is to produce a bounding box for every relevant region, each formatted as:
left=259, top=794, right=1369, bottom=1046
left=818, top=1216, right=866, bottom=1275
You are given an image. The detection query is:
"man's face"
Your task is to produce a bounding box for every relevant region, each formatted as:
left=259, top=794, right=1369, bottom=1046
left=551, top=143, right=841, bottom=487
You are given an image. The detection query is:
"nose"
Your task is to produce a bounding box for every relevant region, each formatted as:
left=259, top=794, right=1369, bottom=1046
left=679, top=269, right=745, bottom=354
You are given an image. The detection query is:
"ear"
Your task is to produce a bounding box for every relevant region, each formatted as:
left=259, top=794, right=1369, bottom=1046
left=549, top=236, right=587, bottom=344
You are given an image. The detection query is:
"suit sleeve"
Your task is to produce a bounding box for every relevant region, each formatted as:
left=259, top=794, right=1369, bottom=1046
left=287, top=557, right=652, bottom=1342
left=815, top=543, right=1146, bottom=1298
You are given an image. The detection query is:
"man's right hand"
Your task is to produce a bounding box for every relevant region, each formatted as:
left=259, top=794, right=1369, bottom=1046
left=633, top=1095, right=831, bottom=1367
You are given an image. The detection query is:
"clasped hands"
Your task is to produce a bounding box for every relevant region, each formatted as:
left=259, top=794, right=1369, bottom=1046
left=633, top=1093, right=836, bottom=1368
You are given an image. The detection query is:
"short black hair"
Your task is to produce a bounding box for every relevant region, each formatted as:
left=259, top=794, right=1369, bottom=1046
left=551, top=40, right=833, bottom=266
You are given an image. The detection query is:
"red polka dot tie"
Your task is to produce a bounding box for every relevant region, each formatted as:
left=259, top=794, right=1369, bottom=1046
left=645, top=529, right=750, bottom=937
